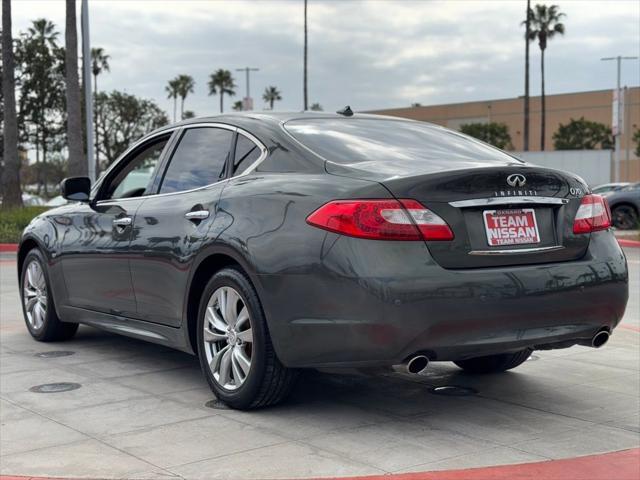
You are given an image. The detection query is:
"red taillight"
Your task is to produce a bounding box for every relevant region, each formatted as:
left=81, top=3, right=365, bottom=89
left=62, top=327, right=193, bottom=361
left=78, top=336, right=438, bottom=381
left=306, top=199, right=454, bottom=241
left=573, top=194, right=612, bottom=234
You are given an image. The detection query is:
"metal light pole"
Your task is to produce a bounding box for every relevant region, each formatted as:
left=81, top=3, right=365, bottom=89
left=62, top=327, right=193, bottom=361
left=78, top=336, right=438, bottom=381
left=601, top=56, right=638, bottom=182
left=81, top=0, right=95, bottom=182
left=236, top=67, right=259, bottom=111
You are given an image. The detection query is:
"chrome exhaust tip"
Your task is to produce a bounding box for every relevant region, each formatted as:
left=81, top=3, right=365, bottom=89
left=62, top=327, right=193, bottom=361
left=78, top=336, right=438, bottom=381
left=591, top=330, right=610, bottom=348
left=406, top=355, right=430, bottom=375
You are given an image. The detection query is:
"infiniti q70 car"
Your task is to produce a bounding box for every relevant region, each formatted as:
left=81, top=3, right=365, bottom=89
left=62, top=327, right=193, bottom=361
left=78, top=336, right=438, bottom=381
left=18, top=112, right=629, bottom=409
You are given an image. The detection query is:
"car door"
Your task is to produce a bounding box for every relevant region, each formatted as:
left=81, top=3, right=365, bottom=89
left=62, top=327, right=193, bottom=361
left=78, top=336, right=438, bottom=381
left=128, top=124, right=235, bottom=327
left=59, top=133, right=174, bottom=317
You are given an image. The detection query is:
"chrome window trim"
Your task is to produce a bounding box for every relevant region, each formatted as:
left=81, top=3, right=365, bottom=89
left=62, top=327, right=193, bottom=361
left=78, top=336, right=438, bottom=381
left=468, top=245, right=565, bottom=256
left=449, top=196, right=569, bottom=208
left=94, top=122, right=268, bottom=205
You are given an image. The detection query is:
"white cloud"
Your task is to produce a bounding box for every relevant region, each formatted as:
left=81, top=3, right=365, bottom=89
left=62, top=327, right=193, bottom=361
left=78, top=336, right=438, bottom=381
left=9, top=0, right=640, bottom=117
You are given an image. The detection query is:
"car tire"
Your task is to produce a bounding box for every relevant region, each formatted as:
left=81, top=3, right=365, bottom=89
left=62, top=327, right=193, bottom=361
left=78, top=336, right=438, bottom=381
left=453, top=349, right=531, bottom=374
left=197, top=266, right=297, bottom=409
left=20, top=248, right=79, bottom=342
left=611, top=204, right=639, bottom=230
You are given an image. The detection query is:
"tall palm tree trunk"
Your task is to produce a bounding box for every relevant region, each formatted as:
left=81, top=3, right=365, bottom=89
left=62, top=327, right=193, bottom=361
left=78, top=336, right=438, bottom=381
left=540, top=48, right=546, bottom=150
left=181, top=97, right=185, bottom=119
left=93, top=73, right=100, bottom=174
left=1, top=0, right=23, bottom=208
left=65, top=0, right=86, bottom=176
left=220, top=94, right=224, bottom=114
left=523, top=0, right=530, bottom=151
left=303, top=0, right=308, bottom=110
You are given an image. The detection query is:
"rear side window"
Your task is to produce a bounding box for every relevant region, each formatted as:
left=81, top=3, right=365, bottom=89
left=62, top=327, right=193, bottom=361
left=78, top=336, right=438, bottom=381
left=160, top=127, right=233, bottom=194
left=284, top=118, right=518, bottom=166
left=232, top=134, right=262, bottom=176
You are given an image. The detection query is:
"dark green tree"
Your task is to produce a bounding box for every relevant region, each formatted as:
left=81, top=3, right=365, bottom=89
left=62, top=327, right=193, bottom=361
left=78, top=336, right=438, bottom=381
left=262, top=85, right=282, bottom=110
left=232, top=100, right=243, bottom=112
left=459, top=122, right=513, bottom=150
left=176, top=74, right=195, bottom=119
left=208, top=69, right=235, bottom=113
left=310, top=102, right=323, bottom=111
left=94, top=90, right=168, bottom=167
left=633, top=130, right=640, bottom=157
left=182, top=110, right=195, bottom=119
left=552, top=117, right=613, bottom=150
left=14, top=19, right=66, bottom=195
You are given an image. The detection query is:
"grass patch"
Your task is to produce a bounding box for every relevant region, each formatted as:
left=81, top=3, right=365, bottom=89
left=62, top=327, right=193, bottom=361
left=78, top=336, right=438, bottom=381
left=0, top=207, right=49, bottom=243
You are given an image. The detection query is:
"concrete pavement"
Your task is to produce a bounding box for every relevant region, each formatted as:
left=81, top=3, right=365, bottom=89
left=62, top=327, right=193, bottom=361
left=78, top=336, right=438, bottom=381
left=0, top=249, right=638, bottom=479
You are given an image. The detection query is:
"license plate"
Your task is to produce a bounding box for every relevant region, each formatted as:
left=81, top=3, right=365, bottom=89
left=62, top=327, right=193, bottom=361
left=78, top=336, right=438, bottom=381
left=483, top=208, right=541, bottom=246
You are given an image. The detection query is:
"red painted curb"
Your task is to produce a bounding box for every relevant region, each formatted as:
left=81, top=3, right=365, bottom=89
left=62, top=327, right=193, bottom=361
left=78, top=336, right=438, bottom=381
left=315, top=448, right=640, bottom=480
left=1, top=449, right=638, bottom=480
left=0, top=243, right=18, bottom=252
left=618, top=238, right=640, bottom=248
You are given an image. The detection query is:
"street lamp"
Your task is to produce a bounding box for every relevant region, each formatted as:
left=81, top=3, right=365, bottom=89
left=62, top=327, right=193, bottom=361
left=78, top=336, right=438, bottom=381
left=236, top=67, right=259, bottom=111
left=600, top=56, right=638, bottom=182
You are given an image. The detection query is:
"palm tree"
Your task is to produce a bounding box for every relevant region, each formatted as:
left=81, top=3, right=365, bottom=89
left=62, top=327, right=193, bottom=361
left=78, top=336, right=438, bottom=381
left=208, top=69, right=236, bottom=113
left=232, top=100, right=243, bottom=111
left=262, top=86, right=282, bottom=110
left=2, top=0, right=23, bottom=208
left=28, top=18, right=58, bottom=47
left=165, top=78, right=180, bottom=122
left=91, top=47, right=110, bottom=172
left=91, top=48, right=110, bottom=94
left=528, top=4, right=565, bottom=150
left=303, top=0, right=308, bottom=110
left=176, top=74, right=195, bottom=119
left=65, top=0, right=85, bottom=176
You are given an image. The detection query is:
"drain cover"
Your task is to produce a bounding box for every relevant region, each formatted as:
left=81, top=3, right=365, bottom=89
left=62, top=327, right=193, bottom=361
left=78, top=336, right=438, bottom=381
left=35, top=351, right=75, bottom=358
left=527, top=354, right=540, bottom=362
left=429, top=385, right=477, bottom=397
left=205, top=399, right=230, bottom=410
left=29, top=382, right=82, bottom=393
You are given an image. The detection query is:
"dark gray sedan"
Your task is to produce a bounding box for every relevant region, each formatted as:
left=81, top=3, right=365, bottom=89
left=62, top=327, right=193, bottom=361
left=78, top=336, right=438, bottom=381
left=18, top=113, right=629, bottom=409
left=604, top=182, right=640, bottom=230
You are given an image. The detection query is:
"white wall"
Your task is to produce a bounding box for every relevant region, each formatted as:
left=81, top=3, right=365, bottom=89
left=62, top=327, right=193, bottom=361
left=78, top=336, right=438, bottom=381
left=513, top=150, right=612, bottom=187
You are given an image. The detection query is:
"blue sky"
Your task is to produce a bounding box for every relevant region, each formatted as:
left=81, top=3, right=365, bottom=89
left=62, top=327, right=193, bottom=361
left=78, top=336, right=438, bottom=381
left=11, top=0, right=640, bottom=118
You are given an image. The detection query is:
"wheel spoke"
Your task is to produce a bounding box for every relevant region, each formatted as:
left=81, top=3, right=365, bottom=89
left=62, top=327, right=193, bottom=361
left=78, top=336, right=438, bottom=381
left=25, top=296, right=38, bottom=313
left=26, top=263, right=36, bottom=288
left=204, top=327, right=227, bottom=343
left=236, top=307, right=249, bottom=329
left=233, top=346, right=251, bottom=375
left=231, top=352, right=244, bottom=384
left=237, top=327, right=253, bottom=343
left=34, top=303, right=44, bottom=328
left=210, top=344, right=230, bottom=373
left=224, top=289, right=240, bottom=327
left=218, top=348, right=233, bottom=386
left=206, top=306, right=227, bottom=332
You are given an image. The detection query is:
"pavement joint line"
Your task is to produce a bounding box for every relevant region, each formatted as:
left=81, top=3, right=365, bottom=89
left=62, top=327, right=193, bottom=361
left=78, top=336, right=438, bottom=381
left=0, top=396, right=181, bottom=478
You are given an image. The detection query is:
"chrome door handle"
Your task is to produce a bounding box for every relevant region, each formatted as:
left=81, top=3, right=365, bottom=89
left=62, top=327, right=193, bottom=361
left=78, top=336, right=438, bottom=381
left=185, top=210, right=210, bottom=221
left=113, top=217, right=132, bottom=227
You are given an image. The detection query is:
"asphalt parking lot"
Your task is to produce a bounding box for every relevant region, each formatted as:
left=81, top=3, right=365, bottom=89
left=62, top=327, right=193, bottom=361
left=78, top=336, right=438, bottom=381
left=0, top=248, right=639, bottom=480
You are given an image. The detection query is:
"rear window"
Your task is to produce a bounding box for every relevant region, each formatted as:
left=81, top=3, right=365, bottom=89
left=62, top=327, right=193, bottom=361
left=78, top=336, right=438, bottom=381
left=284, top=118, right=519, bottom=166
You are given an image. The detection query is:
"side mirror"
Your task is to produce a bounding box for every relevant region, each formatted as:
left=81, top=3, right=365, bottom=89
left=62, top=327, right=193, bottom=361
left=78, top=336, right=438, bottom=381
left=60, top=177, right=91, bottom=202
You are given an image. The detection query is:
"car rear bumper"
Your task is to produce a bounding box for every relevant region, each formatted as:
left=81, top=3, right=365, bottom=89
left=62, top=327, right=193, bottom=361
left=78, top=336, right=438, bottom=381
left=258, top=230, right=628, bottom=368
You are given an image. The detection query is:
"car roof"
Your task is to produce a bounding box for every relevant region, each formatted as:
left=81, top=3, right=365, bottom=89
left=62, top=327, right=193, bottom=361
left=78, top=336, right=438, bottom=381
left=151, top=111, right=422, bottom=135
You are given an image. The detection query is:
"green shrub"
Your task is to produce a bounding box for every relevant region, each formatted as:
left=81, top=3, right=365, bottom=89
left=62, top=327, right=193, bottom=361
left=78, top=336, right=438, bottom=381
left=0, top=207, right=49, bottom=243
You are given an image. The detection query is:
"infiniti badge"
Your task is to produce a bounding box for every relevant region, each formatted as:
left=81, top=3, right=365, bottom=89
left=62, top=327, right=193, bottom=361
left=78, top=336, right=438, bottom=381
left=506, top=174, right=526, bottom=187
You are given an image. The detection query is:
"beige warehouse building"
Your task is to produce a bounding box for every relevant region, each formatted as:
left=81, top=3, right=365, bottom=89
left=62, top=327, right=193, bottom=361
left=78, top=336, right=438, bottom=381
left=370, top=87, right=640, bottom=181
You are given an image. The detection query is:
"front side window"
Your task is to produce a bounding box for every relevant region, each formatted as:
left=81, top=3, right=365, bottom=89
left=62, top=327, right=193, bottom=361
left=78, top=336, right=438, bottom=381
left=104, top=137, right=169, bottom=200
left=233, top=134, right=262, bottom=176
left=159, top=127, right=233, bottom=194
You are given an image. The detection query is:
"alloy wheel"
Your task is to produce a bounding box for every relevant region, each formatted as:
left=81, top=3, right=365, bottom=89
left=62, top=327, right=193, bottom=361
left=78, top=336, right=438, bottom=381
left=23, top=259, right=48, bottom=330
left=203, top=286, right=254, bottom=390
